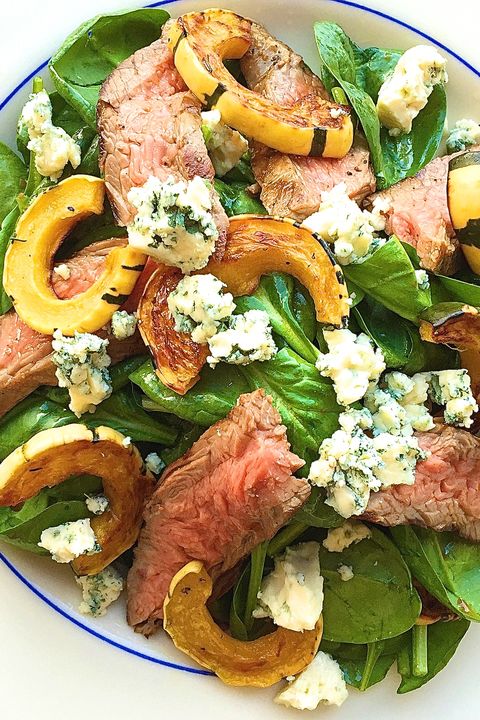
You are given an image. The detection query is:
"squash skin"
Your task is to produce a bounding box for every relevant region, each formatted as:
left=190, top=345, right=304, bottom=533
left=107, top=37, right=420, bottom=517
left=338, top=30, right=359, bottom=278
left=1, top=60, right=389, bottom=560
left=163, top=561, right=323, bottom=687
left=167, top=10, right=353, bottom=158
left=137, top=264, right=209, bottom=394
left=3, top=175, right=146, bottom=336
left=0, top=424, right=154, bottom=575
left=448, top=152, right=480, bottom=274
left=419, top=302, right=480, bottom=351
left=202, top=215, right=350, bottom=327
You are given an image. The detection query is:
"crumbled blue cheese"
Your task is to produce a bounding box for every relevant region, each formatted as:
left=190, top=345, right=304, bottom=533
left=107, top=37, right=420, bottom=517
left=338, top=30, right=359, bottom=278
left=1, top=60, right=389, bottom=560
left=415, top=269, right=430, bottom=291
left=110, top=310, right=137, bottom=340
left=38, top=519, right=100, bottom=563
left=19, top=89, right=81, bottom=180
left=167, top=274, right=235, bottom=343
left=446, top=118, right=480, bottom=153
left=51, top=331, right=112, bottom=417
left=53, top=263, right=71, bottom=281
left=145, top=452, right=165, bottom=475
left=317, top=329, right=386, bottom=405
left=253, top=542, right=323, bottom=632
left=338, top=564, right=354, bottom=581
left=201, top=109, right=249, bottom=177
left=323, top=520, right=371, bottom=552
left=275, top=652, right=348, bottom=710
left=76, top=566, right=124, bottom=618
left=366, top=372, right=435, bottom=435
left=85, top=494, right=109, bottom=515
left=376, top=46, right=448, bottom=136
left=372, top=432, right=426, bottom=487
left=207, top=310, right=277, bottom=367
left=430, top=369, right=478, bottom=428
left=302, top=183, right=390, bottom=265
left=127, top=175, right=218, bottom=272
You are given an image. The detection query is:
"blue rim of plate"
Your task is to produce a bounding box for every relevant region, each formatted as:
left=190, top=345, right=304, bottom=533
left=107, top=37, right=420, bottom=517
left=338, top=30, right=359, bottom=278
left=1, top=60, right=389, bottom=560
left=0, top=0, right=479, bottom=674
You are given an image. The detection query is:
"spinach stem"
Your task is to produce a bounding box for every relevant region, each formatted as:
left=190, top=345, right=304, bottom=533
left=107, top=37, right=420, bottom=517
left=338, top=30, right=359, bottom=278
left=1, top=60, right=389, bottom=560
left=397, top=644, right=411, bottom=677
left=244, top=540, right=268, bottom=633
left=412, top=624, right=428, bottom=677
left=267, top=522, right=309, bottom=557
left=332, top=86, right=349, bottom=105
left=360, top=641, right=384, bottom=691
left=24, top=78, right=44, bottom=199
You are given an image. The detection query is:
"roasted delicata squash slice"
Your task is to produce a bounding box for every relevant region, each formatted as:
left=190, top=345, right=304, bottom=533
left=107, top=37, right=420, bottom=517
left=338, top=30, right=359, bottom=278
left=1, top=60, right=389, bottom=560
left=163, top=562, right=323, bottom=687
left=0, top=424, right=154, bottom=575
left=203, top=215, right=350, bottom=326
left=137, top=264, right=209, bottom=395
left=3, top=175, right=146, bottom=336
left=419, top=302, right=480, bottom=350
left=167, top=9, right=353, bottom=158
left=448, top=151, right=480, bottom=274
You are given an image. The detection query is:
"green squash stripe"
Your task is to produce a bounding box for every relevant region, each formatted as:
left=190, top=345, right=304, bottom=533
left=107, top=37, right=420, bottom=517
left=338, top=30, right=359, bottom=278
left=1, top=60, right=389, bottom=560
left=449, top=150, right=480, bottom=172
left=309, top=127, right=327, bottom=157
left=458, top=218, right=480, bottom=247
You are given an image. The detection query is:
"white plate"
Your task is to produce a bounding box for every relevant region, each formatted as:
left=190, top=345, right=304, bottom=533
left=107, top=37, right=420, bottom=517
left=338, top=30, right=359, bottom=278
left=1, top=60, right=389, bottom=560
left=1, top=1, right=480, bottom=717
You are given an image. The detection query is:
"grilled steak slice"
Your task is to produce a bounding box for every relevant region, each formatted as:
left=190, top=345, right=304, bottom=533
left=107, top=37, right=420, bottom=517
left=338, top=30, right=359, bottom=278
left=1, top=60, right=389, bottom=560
left=364, top=425, right=480, bottom=541
left=97, top=25, right=228, bottom=249
left=127, top=389, right=308, bottom=633
left=367, top=156, right=458, bottom=274
left=240, top=22, right=376, bottom=220
left=0, top=239, right=145, bottom=418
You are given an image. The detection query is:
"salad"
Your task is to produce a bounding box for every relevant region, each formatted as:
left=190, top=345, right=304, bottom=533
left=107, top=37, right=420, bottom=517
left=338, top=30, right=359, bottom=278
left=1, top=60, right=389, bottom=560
left=1, top=5, right=480, bottom=711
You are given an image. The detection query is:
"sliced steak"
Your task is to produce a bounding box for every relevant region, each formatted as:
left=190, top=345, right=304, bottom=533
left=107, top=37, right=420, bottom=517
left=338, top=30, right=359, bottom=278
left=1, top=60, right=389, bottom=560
left=364, top=425, right=480, bottom=541
left=0, top=239, right=145, bottom=418
left=240, top=22, right=376, bottom=220
left=127, top=389, right=308, bottom=633
left=97, top=25, right=228, bottom=250
left=367, top=156, right=458, bottom=274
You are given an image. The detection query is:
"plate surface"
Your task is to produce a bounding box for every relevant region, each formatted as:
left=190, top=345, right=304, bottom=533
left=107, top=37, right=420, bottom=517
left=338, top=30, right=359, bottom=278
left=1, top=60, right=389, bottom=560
left=1, top=1, right=480, bottom=717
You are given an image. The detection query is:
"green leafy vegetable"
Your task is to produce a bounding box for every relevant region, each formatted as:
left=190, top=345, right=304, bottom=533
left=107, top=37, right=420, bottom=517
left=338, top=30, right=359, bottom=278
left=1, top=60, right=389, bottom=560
left=49, top=9, right=170, bottom=128
left=222, top=154, right=255, bottom=184
left=344, top=236, right=432, bottom=324
left=214, top=179, right=266, bottom=216
left=397, top=619, right=470, bottom=693
left=230, top=543, right=269, bottom=640
left=390, top=526, right=480, bottom=622
left=0, top=142, right=27, bottom=224
left=314, top=22, right=446, bottom=189
left=436, top=275, right=480, bottom=306
left=161, top=424, right=203, bottom=465
left=292, top=487, right=344, bottom=529
left=319, top=526, right=421, bottom=643
left=0, top=206, right=20, bottom=313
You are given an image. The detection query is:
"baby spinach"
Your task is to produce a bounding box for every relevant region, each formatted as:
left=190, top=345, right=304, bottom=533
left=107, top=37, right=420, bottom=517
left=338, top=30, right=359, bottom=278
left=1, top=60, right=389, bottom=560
left=222, top=153, right=255, bottom=184
left=161, top=424, right=203, bottom=465
left=390, top=526, right=480, bottom=622
left=230, top=541, right=269, bottom=640
left=242, top=348, right=340, bottom=468
left=319, top=526, right=421, bottom=644
left=0, top=206, right=20, bottom=314
left=397, top=619, right=470, bottom=693
left=436, top=274, right=480, bottom=306
left=292, top=487, right=344, bottom=529
left=214, top=179, right=266, bottom=216
left=321, top=635, right=406, bottom=690
left=314, top=22, right=446, bottom=189
left=344, top=236, right=432, bottom=324
left=0, top=142, right=27, bottom=225
left=49, top=9, right=170, bottom=128
left=234, top=274, right=318, bottom=364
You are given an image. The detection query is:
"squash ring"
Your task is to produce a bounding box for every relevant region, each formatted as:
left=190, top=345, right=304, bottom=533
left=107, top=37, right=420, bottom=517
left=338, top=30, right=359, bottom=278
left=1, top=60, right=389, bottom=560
left=167, top=10, right=353, bottom=158
left=0, top=424, right=154, bottom=575
left=3, top=175, right=146, bottom=336
left=163, top=561, right=323, bottom=687
left=448, top=151, right=480, bottom=274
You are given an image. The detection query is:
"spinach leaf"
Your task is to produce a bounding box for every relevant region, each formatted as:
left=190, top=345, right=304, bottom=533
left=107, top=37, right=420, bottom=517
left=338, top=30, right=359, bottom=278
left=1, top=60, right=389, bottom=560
left=0, top=142, right=27, bottom=224
left=390, top=526, right=480, bottom=622
left=230, top=543, right=270, bottom=641
left=321, top=636, right=406, bottom=690
left=49, top=9, right=170, bottom=128
left=314, top=22, right=446, bottom=189
left=292, top=487, right=344, bottom=528
left=222, top=154, right=255, bottom=184
left=354, top=297, right=457, bottom=372
left=130, top=359, right=249, bottom=426
left=214, top=179, right=266, bottom=216
left=161, top=424, right=204, bottom=465
left=436, top=275, right=480, bottom=306
left=0, top=205, right=20, bottom=314
left=234, top=274, right=318, bottom=364
left=344, top=236, right=432, bottom=324
left=292, top=281, right=317, bottom=342
left=397, top=619, right=470, bottom=693
left=241, top=348, right=340, bottom=468
left=319, top=526, right=421, bottom=643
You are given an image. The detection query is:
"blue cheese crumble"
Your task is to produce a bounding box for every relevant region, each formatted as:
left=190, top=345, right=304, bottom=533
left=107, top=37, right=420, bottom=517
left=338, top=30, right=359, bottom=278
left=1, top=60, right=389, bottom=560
left=110, top=310, right=137, bottom=340
left=377, top=45, right=448, bottom=136
left=207, top=310, right=277, bottom=368
left=323, top=520, right=371, bottom=552
left=76, top=566, right=124, bottom=618
left=446, top=118, right=480, bottom=153
left=167, top=274, right=235, bottom=343
left=317, top=329, right=386, bottom=405
left=145, top=452, right=165, bottom=475
left=38, top=519, right=100, bottom=563
left=85, top=494, right=109, bottom=515
left=429, top=369, right=478, bottom=428
left=415, top=269, right=430, bottom=291
left=302, top=183, right=390, bottom=265
left=275, top=652, right=348, bottom=710
left=338, top=565, right=354, bottom=581
left=253, top=542, right=323, bottom=632
left=51, top=331, right=112, bottom=417
left=127, top=175, right=218, bottom=272
left=19, top=89, right=81, bottom=181
left=201, top=109, right=249, bottom=177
